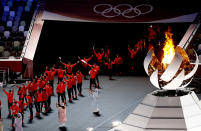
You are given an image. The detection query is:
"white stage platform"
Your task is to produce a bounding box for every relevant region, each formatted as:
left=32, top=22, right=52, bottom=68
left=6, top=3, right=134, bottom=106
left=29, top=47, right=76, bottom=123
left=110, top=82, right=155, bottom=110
left=109, top=90, right=201, bottom=131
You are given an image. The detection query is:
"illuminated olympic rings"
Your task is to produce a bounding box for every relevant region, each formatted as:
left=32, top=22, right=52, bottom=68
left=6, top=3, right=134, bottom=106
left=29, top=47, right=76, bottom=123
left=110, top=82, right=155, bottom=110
left=93, top=4, right=153, bottom=18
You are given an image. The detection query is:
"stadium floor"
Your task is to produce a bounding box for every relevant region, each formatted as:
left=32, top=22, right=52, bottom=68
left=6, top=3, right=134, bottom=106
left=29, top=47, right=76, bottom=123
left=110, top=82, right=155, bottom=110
left=1, top=75, right=196, bottom=131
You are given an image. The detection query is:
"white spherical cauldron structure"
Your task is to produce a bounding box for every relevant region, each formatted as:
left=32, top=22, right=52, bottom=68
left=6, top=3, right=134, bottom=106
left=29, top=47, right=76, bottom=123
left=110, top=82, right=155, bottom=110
left=144, top=46, right=199, bottom=90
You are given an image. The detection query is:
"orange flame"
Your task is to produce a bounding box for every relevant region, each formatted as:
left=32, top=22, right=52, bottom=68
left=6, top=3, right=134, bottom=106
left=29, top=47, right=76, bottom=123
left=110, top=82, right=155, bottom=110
left=162, top=31, right=175, bottom=66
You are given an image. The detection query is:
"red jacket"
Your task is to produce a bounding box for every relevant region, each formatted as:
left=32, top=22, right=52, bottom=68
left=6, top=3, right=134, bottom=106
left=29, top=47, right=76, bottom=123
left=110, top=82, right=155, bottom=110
left=17, top=87, right=24, bottom=99
left=30, top=81, right=38, bottom=92
left=89, top=69, right=97, bottom=79
left=26, top=95, right=33, bottom=104
left=62, top=63, right=77, bottom=74
left=21, top=85, right=27, bottom=95
left=67, top=74, right=77, bottom=85
left=26, top=82, right=32, bottom=93
left=94, top=49, right=104, bottom=63
left=79, top=57, right=92, bottom=68
left=3, top=89, right=14, bottom=103
left=76, top=72, right=83, bottom=84
left=61, top=82, right=67, bottom=92
left=45, top=69, right=56, bottom=81
left=128, top=47, right=137, bottom=59
left=45, top=85, right=52, bottom=97
left=9, top=104, right=20, bottom=115
left=104, top=61, right=115, bottom=69
left=15, top=100, right=28, bottom=113
left=42, top=91, right=49, bottom=101
left=64, top=79, right=73, bottom=89
left=57, top=83, right=63, bottom=94
left=56, top=69, right=66, bottom=78
left=94, top=65, right=100, bottom=75
left=36, top=92, right=43, bottom=102
left=104, top=49, right=111, bottom=60
left=114, top=56, right=123, bottom=65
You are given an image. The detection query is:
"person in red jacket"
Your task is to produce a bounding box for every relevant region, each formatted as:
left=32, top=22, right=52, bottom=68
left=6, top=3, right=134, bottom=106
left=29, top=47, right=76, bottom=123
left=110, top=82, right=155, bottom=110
left=78, top=55, right=93, bottom=80
left=64, top=76, right=73, bottom=103
left=21, top=84, right=27, bottom=103
left=89, top=68, right=98, bottom=91
left=26, top=81, right=33, bottom=98
left=3, top=88, right=14, bottom=117
left=93, top=46, right=104, bottom=65
left=35, top=90, right=43, bottom=117
left=9, top=102, right=20, bottom=128
left=45, top=84, right=53, bottom=111
left=57, top=82, right=64, bottom=104
left=37, top=76, right=46, bottom=93
left=30, top=79, right=37, bottom=98
left=104, top=58, right=115, bottom=80
left=128, top=45, right=138, bottom=60
left=60, top=59, right=78, bottom=74
left=128, top=45, right=138, bottom=71
left=41, top=89, right=49, bottom=113
left=104, top=48, right=111, bottom=61
left=26, top=93, right=33, bottom=120
left=45, top=66, right=57, bottom=95
left=88, top=63, right=101, bottom=89
left=61, top=81, right=67, bottom=105
left=67, top=73, right=78, bottom=100
left=17, top=86, right=24, bottom=101
left=55, top=66, right=66, bottom=82
left=114, top=54, right=123, bottom=76
left=76, top=70, right=83, bottom=96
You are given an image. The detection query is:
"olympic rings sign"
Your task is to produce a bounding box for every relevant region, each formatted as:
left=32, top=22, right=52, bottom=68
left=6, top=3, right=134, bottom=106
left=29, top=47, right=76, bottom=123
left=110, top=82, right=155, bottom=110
left=93, top=4, right=153, bottom=18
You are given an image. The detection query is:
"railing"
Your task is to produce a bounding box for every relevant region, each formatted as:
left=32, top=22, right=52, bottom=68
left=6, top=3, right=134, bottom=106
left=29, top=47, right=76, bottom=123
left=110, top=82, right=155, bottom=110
left=20, top=3, right=40, bottom=58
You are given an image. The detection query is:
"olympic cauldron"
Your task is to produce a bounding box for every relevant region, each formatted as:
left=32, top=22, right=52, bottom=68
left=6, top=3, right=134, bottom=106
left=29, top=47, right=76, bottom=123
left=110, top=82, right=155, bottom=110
left=144, top=45, right=198, bottom=91
left=109, top=39, right=201, bottom=131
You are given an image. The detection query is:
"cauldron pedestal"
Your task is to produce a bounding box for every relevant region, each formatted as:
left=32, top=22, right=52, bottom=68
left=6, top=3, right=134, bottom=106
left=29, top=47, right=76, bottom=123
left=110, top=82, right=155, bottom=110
left=109, top=90, right=201, bottom=131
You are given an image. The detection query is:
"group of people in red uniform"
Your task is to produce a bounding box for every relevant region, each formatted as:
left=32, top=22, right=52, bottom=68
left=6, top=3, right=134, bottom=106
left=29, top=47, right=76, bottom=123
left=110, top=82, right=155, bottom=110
left=1, top=44, right=145, bottom=129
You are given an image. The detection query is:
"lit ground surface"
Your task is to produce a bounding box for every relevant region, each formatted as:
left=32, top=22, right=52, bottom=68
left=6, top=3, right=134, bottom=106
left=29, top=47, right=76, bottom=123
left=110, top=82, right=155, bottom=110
left=0, top=76, right=170, bottom=131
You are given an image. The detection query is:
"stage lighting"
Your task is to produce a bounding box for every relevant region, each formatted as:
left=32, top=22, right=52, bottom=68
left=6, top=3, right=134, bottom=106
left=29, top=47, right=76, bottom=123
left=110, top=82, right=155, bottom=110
left=86, top=127, right=94, bottom=131
left=112, top=121, right=122, bottom=127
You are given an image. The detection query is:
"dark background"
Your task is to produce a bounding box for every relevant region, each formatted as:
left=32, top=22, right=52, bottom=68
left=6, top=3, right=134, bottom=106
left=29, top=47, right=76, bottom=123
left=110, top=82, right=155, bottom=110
left=33, top=20, right=190, bottom=76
